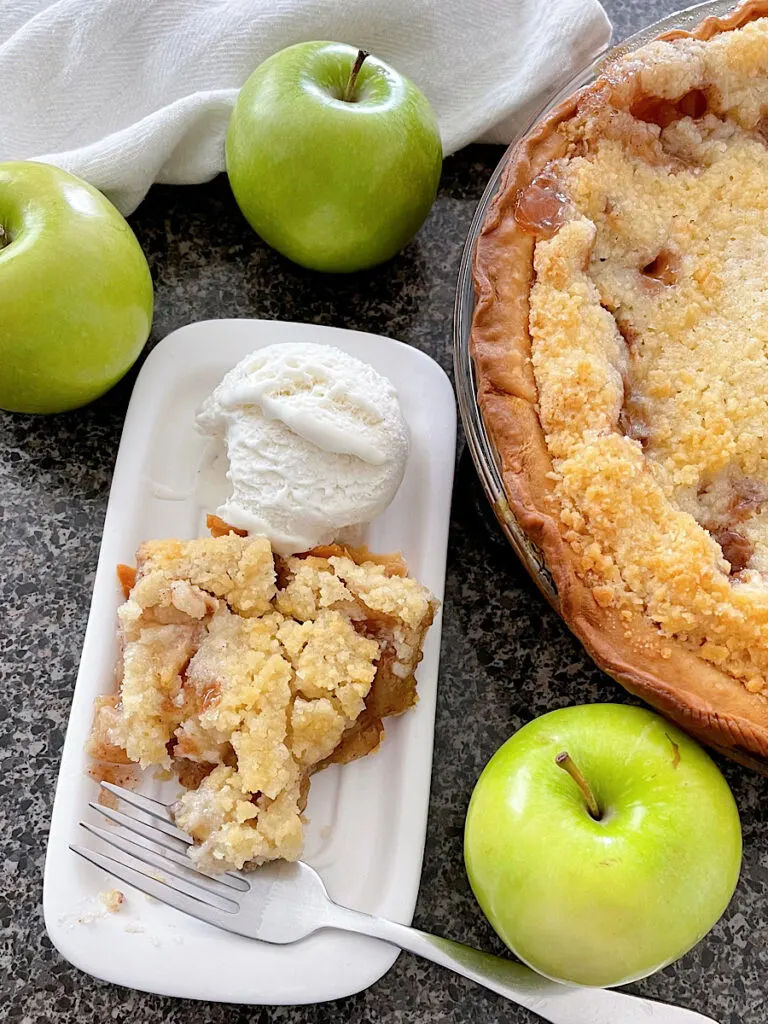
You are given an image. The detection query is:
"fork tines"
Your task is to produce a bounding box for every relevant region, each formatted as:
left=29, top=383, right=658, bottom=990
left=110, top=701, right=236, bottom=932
left=70, top=781, right=250, bottom=933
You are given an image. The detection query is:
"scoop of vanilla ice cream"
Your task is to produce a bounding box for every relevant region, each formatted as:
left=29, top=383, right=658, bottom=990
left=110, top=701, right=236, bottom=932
left=197, top=342, right=410, bottom=554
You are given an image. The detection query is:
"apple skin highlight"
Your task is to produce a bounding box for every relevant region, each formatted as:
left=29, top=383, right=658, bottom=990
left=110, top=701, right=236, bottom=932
left=464, top=703, right=742, bottom=988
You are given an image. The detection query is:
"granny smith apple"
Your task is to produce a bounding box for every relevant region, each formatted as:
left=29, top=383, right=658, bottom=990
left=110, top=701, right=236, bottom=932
left=226, top=42, right=442, bottom=273
left=0, top=161, right=153, bottom=414
left=464, top=704, right=741, bottom=988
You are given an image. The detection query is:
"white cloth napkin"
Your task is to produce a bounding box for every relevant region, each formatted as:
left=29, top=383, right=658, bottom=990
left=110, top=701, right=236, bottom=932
left=0, top=0, right=611, bottom=214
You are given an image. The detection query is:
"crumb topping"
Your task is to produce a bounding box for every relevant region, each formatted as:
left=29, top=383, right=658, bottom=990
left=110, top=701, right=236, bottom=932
left=528, top=17, right=768, bottom=690
left=91, top=533, right=436, bottom=871
left=99, top=889, right=125, bottom=913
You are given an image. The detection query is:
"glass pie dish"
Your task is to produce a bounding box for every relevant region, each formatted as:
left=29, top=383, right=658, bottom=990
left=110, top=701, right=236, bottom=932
left=454, top=0, right=741, bottom=612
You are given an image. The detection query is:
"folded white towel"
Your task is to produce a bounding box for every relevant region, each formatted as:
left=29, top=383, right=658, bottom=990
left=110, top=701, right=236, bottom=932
left=0, top=0, right=611, bottom=214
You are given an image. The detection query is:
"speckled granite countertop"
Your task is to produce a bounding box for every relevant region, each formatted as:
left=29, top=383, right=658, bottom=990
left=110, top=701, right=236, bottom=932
left=3, top=2, right=767, bottom=1022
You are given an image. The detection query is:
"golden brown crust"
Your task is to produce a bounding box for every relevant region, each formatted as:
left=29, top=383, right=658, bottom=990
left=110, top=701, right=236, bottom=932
left=659, top=0, right=768, bottom=40
left=471, top=0, right=768, bottom=768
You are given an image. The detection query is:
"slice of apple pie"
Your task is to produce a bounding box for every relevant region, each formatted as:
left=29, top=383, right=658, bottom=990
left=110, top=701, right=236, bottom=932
left=88, top=519, right=437, bottom=871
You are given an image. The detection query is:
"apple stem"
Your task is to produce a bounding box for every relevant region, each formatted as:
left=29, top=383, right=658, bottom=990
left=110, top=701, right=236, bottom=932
left=556, top=751, right=601, bottom=820
left=0, top=225, right=6, bottom=249
left=343, top=49, right=370, bottom=102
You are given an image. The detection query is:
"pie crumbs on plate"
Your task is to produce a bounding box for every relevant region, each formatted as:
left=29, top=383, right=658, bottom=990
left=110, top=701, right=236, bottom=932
left=471, top=0, right=768, bottom=767
left=88, top=516, right=437, bottom=871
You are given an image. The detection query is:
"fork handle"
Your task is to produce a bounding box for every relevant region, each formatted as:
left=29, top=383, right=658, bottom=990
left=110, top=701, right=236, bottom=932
left=326, top=904, right=718, bottom=1024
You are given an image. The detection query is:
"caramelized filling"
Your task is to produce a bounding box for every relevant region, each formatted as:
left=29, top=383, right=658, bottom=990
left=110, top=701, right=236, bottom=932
left=698, top=477, right=768, bottom=574
left=613, top=316, right=639, bottom=350
left=630, top=89, right=708, bottom=129
left=206, top=513, right=247, bottom=538
left=728, top=478, right=768, bottom=519
left=175, top=757, right=216, bottom=790
left=641, top=249, right=680, bottom=286
left=515, top=172, right=572, bottom=239
left=117, top=563, right=137, bottom=599
left=713, top=528, right=754, bottom=574
left=305, top=543, right=408, bottom=576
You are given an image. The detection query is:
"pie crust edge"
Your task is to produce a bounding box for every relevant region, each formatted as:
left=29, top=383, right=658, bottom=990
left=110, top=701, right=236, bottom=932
left=470, top=0, right=768, bottom=770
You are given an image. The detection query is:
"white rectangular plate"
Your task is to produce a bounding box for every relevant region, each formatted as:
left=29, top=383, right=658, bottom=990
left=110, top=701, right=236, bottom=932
left=43, top=319, right=456, bottom=1004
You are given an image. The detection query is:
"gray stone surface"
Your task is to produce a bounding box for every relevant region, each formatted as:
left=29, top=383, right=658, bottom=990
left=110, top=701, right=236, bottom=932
left=2, top=2, right=766, bottom=1022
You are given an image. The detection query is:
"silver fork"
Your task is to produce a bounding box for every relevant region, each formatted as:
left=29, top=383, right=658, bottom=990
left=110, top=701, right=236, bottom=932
left=71, top=782, right=719, bottom=1024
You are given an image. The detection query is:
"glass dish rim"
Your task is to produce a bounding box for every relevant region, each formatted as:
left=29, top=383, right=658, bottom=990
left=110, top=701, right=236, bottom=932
left=452, top=0, right=740, bottom=609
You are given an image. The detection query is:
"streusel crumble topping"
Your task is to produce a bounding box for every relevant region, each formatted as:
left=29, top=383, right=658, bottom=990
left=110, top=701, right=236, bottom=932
left=89, top=529, right=436, bottom=871
left=526, top=18, right=768, bottom=689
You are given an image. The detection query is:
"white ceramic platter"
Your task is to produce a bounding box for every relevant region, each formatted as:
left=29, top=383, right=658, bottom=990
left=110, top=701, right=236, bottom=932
left=43, top=318, right=456, bottom=1004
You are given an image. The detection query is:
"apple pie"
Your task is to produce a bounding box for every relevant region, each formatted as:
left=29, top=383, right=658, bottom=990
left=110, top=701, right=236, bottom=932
left=88, top=517, right=437, bottom=870
left=472, top=1, right=768, bottom=768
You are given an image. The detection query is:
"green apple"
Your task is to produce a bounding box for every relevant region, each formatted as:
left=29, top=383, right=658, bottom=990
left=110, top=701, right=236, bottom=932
left=0, top=161, right=153, bottom=414
left=225, top=42, right=442, bottom=273
left=464, top=704, right=741, bottom=988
